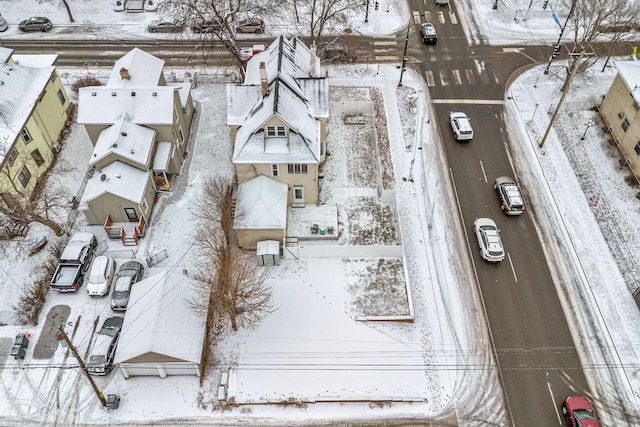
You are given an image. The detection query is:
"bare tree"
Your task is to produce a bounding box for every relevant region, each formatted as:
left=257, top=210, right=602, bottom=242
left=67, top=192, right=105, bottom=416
left=61, top=0, right=75, bottom=22
left=0, top=147, right=74, bottom=236
left=284, top=0, right=364, bottom=46
left=189, top=176, right=274, bottom=332
left=564, top=0, right=640, bottom=70
left=160, top=0, right=281, bottom=67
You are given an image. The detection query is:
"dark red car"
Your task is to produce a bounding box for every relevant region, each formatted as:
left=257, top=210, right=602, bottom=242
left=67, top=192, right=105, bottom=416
left=562, top=395, right=601, bottom=427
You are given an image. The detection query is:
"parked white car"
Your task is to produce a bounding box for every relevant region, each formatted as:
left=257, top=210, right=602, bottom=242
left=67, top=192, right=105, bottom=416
left=473, top=218, right=505, bottom=262
left=87, top=256, right=116, bottom=297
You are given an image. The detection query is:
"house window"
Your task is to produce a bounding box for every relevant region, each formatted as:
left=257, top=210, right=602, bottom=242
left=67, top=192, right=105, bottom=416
left=271, top=164, right=279, bottom=177
left=179, top=127, right=184, bottom=143
left=293, top=185, right=304, bottom=204
left=18, top=166, right=31, bottom=188
left=57, top=89, right=66, bottom=105
left=635, top=142, right=640, bottom=156
left=174, top=108, right=179, bottom=122
left=266, top=126, right=286, bottom=137
left=21, top=128, right=33, bottom=144
left=50, top=72, right=57, bottom=83
left=7, top=147, right=18, bottom=166
left=141, top=198, right=148, bottom=214
left=124, top=207, right=139, bottom=222
left=622, top=118, right=630, bottom=132
left=634, top=100, right=640, bottom=112
left=287, top=164, right=308, bottom=174
left=31, top=149, right=45, bottom=167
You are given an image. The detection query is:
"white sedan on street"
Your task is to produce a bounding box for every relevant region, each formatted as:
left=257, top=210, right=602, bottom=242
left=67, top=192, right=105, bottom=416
left=473, top=218, right=505, bottom=262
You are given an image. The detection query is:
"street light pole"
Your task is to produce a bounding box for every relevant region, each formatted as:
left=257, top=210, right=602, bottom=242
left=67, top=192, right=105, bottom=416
left=57, top=326, right=107, bottom=407
left=543, top=0, right=576, bottom=74
left=580, top=120, right=595, bottom=140
left=365, top=0, right=369, bottom=23
left=398, top=19, right=410, bottom=88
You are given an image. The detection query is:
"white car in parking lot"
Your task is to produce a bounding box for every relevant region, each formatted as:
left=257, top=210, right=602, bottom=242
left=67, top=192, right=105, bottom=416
left=87, top=256, right=116, bottom=297
left=474, top=218, right=505, bottom=262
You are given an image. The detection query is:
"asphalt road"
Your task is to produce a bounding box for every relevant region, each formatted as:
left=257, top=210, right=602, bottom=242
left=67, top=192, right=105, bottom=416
left=409, top=0, right=589, bottom=425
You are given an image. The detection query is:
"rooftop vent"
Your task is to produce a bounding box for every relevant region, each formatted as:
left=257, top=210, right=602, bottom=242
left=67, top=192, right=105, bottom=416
left=112, top=143, right=118, bottom=148
left=111, top=92, right=117, bottom=96
left=121, top=132, right=127, bottom=137
left=91, top=91, right=96, bottom=96
left=152, top=92, right=157, bottom=96
left=100, top=174, right=107, bottom=181
left=131, top=91, right=136, bottom=97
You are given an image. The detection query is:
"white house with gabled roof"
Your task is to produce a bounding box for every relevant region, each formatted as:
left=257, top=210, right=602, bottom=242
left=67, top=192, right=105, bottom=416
left=226, top=36, right=330, bottom=248
left=77, top=48, right=195, bottom=241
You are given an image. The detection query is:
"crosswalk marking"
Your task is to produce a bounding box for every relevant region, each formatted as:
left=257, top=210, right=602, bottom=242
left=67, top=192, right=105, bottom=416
left=375, top=56, right=399, bottom=61
left=439, top=70, right=449, bottom=86
left=449, top=11, right=458, bottom=24
left=425, top=70, right=435, bottom=86
left=373, top=41, right=397, bottom=46
left=437, top=11, right=446, bottom=24
left=412, top=10, right=421, bottom=24
left=432, top=99, right=505, bottom=105
left=452, top=69, right=462, bottom=85
left=465, top=69, right=476, bottom=85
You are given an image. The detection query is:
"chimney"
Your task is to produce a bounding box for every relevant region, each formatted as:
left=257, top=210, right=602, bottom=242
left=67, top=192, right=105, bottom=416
left=259, top=62, right=268, bottom=95
left=310, top=43, right=317, bottom=78
left=119, top=67, right=131, bottom=80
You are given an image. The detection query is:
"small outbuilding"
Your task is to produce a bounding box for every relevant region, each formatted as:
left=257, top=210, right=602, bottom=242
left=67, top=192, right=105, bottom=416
left=256, top=240, right=280, bottom=266
left=115, top=270, right=206, bottom=378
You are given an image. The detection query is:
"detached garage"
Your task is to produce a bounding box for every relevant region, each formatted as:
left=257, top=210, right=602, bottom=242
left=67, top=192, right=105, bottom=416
left=114, top=270, right=206, bottom=378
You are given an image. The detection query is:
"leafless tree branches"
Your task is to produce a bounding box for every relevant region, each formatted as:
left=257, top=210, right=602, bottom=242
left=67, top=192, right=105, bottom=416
left=189, top=176, right=274, bottom=333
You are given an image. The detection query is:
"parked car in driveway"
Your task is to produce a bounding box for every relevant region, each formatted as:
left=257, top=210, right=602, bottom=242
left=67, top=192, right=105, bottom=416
left=236, top=18, right=264, bottom=33
left=562, top=395, right=601, bottom=427
left=147, top=19, right=184, bottom=33
left=87, top=316, right=123, bottom=376
left=0, top=15, right=8, bottom=32
left=50, top=232, right=97, bottom=293
left=87, top=256, right=116, bottom=297
left=494, top=176, right=525, bottom=215
left=421, top=23, right=437, bottom=44
left=110, top=260, right=144, bottom=311
left=449, top=111, right=474, bottom=141
left=18, top=17, right=52, bottom=32
left=473, top=218, right=505, bottom=262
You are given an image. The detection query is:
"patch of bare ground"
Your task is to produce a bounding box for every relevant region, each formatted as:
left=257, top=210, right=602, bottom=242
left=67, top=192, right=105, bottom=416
left=345, top=258, right=408, bottom=317
left=341, top=197, right=398, bottom=245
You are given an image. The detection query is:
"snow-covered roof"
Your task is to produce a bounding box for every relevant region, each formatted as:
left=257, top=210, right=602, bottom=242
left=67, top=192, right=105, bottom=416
left=0, top=47, right=13, bottom=63
left=115, top=270, right=206, bottom=364
left=90, top=114, right=155, bottom=167
left=79, top=161, right=149, bottom=206
left=234, top=175, right=288, bottom=229
left=0, top=62, right=54, bottom=162
left=228, top=36, right=326, bottom=164
left=77, top=86, right=176, bottom=125
left=233, top=81, right=321, bottom=163
left=616, top=61, right=640, bottom=104
left=106, top=47, right=165, bottom=87
left=12, top=54, right=58, bottom=67
left=152, top=141, right=172, bottom=171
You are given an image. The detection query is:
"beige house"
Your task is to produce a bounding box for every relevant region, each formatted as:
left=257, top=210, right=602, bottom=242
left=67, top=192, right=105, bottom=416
left=0, top=47, right=71, bottom=214
left=77, top=48, right=195, bottom=240
left=600, top=61, right=640, bottom=181
left=226, top=37, right=329, bottom=248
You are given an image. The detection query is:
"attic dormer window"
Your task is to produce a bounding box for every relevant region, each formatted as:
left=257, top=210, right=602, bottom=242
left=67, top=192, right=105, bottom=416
left=152, top=92, right=157, bottom=96
left=111, top=92, right=117, bottom=96
left=266, top=126, right=286, bottom=137
left=91, top=91, right=96, bottom=96
left=131, top=91, right=136, bottom=96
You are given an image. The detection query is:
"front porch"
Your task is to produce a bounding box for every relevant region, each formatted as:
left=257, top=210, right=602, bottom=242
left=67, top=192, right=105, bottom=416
left=104, top=214, right=146, bottom=246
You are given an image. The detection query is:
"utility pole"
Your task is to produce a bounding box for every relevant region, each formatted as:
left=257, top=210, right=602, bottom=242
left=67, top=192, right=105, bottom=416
left=364, top=0, right=369, bottom=23
left=398, top=19, right=410, bottom=87
left=539, top=50, right=585, bottom=148
left=543, top=0, right=576, bottom=75
left=57, top=326, right=107, bottom=407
